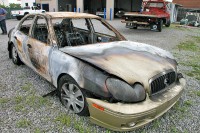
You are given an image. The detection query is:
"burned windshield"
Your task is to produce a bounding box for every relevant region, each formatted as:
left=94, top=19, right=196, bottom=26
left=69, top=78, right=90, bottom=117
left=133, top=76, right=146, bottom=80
left=52, top=18, right=121, bottom=47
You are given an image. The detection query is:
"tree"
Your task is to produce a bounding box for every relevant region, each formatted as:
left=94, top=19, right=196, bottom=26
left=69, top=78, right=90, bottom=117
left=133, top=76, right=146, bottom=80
left=9, top=3, right=21, bottom=8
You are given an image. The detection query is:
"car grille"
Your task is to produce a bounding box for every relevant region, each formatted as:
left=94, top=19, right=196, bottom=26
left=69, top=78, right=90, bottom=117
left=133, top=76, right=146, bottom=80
left=150, top=71, right=176, bottom=95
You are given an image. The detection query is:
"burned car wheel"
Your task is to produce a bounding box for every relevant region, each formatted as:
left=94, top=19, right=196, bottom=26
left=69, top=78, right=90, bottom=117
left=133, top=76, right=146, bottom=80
left=11, top=44, right=22, bottom=65
left=58, top=75, right=89, bottom=116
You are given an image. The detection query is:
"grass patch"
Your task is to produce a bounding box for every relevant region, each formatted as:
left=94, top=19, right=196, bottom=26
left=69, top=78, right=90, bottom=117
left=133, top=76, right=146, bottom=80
left=73, top=118, right=86, bottom=133
left=193, top=90, right=200, bottom=97
left=170, top=126, right=180, bottom=133
left=0, top=97, right=10, bottom=104
left=16, top=118, right=31, bottom=128
left=14, top=104, right=26, bottom=112
left=25, top=95, right=50, bottom=108
left=21, top=82, right=32, bottom=92
left=170, top=24, right=187, bottom=31
left=176, top=37, right=200, bottom=81
left=152, top=119, right=160, bottom=129
left=34, top=128, right=42, bottom=133
left=177, top=40, right=199, bottom=51
left=54, top=113, right=71, bottom=127
left=184, top=100, right=193, bottom=107
left=13, top=94, right=51, bottom=113
left=15, top=96, right=23, bottom=104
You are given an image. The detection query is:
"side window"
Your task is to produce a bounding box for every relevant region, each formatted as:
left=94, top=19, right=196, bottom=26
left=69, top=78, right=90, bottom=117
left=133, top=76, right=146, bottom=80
left=91, top=19, right=116, bottom=37
left=19, top=15, right=35, bottom=35
left=71, top=19, right=89, bottom=31
left=32, top=16, right=49, bottom=44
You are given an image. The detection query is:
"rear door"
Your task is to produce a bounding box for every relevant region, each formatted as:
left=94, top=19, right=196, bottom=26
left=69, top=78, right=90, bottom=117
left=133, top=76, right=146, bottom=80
left=26, top=15, right=52, bottom=81
left=14, top=15, right=35, bottom=64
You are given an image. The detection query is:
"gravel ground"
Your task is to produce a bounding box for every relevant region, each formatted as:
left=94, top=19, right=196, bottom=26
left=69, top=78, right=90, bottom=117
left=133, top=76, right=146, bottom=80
left=0, top=19, right=200, bottom=133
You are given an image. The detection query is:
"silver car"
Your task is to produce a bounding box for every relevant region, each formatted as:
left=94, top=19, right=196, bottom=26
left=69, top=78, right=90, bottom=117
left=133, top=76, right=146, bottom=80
left=8, top=12, right=185, bottom=131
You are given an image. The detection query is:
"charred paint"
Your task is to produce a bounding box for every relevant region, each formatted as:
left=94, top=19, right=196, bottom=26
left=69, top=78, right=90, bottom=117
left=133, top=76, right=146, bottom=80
left=8, top=12, right=185, bottom=131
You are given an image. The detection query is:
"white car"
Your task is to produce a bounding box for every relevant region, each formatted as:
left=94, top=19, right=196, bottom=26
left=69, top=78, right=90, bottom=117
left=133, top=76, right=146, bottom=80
left=11, top=6, right=45, bottom=20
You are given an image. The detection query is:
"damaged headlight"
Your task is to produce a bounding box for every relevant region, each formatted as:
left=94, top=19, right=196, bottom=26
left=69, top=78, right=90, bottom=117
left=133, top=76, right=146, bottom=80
left=106, top=78, right=146, bottom=103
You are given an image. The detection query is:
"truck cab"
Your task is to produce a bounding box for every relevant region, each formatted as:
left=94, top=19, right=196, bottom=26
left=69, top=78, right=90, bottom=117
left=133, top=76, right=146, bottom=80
left=11, top=6, right=46, bottom=20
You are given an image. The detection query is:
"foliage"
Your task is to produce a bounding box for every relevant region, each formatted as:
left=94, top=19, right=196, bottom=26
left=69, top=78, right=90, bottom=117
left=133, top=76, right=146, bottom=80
left=0, top=3, right=21, bottom=9
left=9, top=3, right=21, bottom=8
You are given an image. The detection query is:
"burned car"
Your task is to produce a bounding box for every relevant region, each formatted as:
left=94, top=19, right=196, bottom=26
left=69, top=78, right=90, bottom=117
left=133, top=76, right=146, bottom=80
left=8, top=12, right=185, bottom=131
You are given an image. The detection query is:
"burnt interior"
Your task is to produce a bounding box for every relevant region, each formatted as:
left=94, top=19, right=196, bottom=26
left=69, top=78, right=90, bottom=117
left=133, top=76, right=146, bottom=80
left=53, top=18, right=120, bottom=47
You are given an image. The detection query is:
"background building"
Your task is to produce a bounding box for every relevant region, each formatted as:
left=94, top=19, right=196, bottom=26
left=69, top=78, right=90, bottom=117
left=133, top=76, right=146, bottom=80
left=35, top=0, right=143, bottom=20
left=173, top=0, right=200, bottom=21
left=36, top=0, right=58, bottom=12
left=0, top=0, right=11, bottom=6
left=21, top=0, right=36, bottom=8
left=173, top=0, right=200, bottom=9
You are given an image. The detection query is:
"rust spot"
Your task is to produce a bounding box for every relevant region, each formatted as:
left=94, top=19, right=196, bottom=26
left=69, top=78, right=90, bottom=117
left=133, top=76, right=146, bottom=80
left=27, top=39, right=48, bottom=74
left=16, top=39, right=23, bottom=53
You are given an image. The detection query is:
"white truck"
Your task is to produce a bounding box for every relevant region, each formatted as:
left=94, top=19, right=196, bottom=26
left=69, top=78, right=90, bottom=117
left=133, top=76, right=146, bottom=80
left=11, top=6, right=45, bottom=20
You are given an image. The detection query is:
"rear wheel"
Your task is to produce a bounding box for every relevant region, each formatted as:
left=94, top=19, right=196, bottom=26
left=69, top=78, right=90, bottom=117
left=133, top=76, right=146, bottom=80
left=165, top=20, right=171, bottom=27
left=58, top=75, right=89, bottom=116
left=158, top=20, right=163, bottom=32
left=16, top=16, right=22, bottom=20
left=133, top=26, right=138, bottom=29
left=11, top=44, right=22, bottom=65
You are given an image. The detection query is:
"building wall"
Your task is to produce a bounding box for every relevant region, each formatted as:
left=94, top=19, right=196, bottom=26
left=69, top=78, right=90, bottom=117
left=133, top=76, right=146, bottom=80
left=173, top=0, right=200, bottom=9
left=115, top=0, right=142, bottom=12
left=21, top=0, right=35, bottom=7
left=36, top=0, right=58, bottom=12
left=58, top=0, right=76, bottom=11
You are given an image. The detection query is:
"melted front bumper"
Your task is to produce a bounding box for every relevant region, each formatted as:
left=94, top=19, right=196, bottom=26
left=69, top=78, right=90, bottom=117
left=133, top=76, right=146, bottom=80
left=87, top=78, right=186, bottom=131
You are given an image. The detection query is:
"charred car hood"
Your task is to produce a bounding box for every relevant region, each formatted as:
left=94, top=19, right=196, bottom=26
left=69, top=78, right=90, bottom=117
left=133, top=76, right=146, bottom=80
left=60, top=41, right=177, bottom=86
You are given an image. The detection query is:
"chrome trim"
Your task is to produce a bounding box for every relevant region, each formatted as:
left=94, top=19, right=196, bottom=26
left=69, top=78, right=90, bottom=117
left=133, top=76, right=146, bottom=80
left=149, top=69, right=177, bottom=96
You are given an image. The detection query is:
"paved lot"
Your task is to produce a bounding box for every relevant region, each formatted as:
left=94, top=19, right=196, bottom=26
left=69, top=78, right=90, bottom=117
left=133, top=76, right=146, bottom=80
left=0, top=19, right=200, bottom=133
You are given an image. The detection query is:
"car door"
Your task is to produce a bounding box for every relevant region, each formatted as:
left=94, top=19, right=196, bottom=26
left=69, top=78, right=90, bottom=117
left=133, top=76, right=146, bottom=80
left=26, top=15, right=52, bottom=81
left=14, top=15, right=35, bottom=64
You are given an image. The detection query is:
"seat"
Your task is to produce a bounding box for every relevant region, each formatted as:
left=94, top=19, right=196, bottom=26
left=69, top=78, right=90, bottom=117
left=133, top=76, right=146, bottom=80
left=61, top=19, right=85, bottom=46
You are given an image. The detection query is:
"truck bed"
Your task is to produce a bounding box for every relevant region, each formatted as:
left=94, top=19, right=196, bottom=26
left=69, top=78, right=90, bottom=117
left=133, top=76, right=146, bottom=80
left=124, top=12, right=158, bottom=18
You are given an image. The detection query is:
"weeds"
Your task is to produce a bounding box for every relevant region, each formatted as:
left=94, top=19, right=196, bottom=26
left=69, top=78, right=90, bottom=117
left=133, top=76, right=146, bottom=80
left=176, top=36, right=200, bottom=81
left=16, top=118, right=31, bottom=128
left=54, top=113, right=71, bottom=127
left=0, top=97, right=10, bottom=104
left=21, top=82, right=32, bottom=92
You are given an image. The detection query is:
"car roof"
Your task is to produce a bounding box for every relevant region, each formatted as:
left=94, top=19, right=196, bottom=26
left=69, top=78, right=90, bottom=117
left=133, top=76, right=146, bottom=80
left=43, top=12, right=100, bottom=19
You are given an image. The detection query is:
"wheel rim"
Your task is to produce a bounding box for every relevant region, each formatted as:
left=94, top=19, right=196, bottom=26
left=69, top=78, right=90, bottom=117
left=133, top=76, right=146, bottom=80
left=61, top=83, right=85, bottom=114
left=12, top=45, right=18, bottom=62
left=153, top=25, right=157, bottom=30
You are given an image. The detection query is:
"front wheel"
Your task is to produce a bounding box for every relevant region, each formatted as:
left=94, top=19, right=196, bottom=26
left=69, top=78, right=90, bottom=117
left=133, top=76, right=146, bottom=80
left=11, top=44, right=22, bottom=65
left=58, top=75, right=89, bottom=116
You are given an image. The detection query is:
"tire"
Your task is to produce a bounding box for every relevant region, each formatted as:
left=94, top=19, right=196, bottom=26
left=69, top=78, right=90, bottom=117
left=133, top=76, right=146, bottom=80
left=11, top=44, right=22, bottom=65
left=133, top=26, right=138, bottom=29
left=165, top=20, right=171, bottom=27
left=150, top=23, right=157, bottom=31
left=158, top=20, right=163, bottom=32
left=58, top=75, right=89, bottom=116
left=24, top=12, right=29, bottom=16
left=16, top=16, right=22, bottom=20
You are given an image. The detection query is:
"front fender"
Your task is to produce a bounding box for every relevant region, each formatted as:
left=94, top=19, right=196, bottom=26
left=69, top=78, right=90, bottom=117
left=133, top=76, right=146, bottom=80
left=49, top=49, right=111, bottom=98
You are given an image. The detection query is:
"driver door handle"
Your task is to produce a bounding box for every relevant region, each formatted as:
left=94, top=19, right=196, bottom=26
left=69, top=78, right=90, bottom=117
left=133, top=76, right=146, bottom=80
left=27, top=44, right=32, bottom=48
